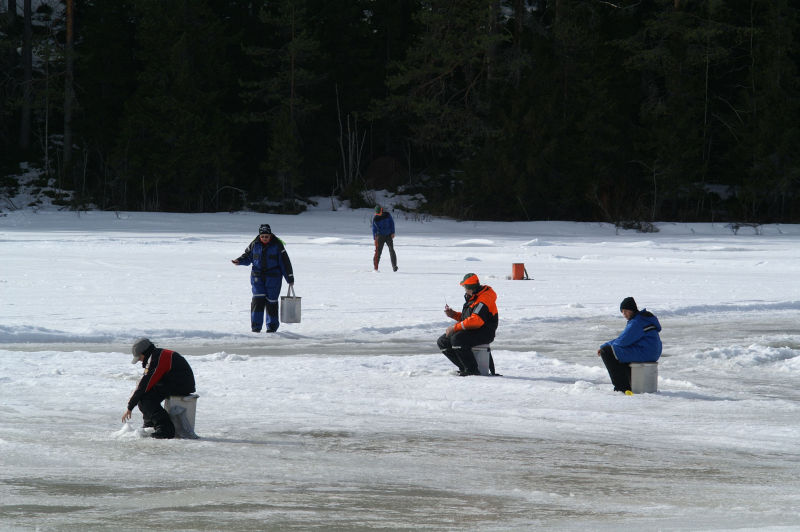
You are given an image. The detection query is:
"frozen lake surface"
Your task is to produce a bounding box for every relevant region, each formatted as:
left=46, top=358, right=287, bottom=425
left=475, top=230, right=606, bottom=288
left=2, top=205, right=799, bottom=530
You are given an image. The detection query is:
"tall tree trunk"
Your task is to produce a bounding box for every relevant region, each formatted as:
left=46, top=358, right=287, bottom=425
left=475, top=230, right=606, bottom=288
left=511, top=0, right=524, bottom=87
left=63, top=0, right=75, bottom=171
left=18, top=0, right=31, bottom=151
left=6, top=0, right=16, bottom=28
left=287, top=2, right=296, bottom=200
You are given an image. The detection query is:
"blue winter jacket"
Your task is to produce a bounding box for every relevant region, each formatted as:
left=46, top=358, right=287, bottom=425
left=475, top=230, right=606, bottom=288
left=372, top=212, right=395, bottom=238
left=602, top=309, right=662, bottom=363
left=235, top=236, right=294, bottom=283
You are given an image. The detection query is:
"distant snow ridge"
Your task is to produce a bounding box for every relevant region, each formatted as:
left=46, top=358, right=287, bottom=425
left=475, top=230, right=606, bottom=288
left=0, top=325, right=116, bottom=343
left=622, top=240, right=659, bottom=248
left=522, top=238, right=551, bottom=246
left=695, top=344, right=800, bottom=368
left=661, top=301, right=800, bottom=316
left=308, top=237, right=361, bottom=245
left=453, top=239, right=494, bottom=247
left=0, top=325, right=253, bottom=345
left=203, top=352, right=249, bottom=362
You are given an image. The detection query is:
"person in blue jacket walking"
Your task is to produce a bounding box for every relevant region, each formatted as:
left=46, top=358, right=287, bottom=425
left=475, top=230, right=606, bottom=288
left=372, top=205, right=398, bottom=272
left=232, top=224, right=294, bottom=333
left=597, top=297, right=662, bottom=392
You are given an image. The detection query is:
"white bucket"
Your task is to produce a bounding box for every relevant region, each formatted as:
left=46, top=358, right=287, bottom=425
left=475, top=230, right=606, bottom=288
left=473, top=344, right=492, bottom=376
left=630, top=362, right=658, bottom=393
left=280, top=285, right=301, bottom=323
left=164, top=393, right=199, bottom=439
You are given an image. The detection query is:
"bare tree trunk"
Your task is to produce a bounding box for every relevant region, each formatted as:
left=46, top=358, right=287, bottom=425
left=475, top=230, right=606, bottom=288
left=289, top=3, right=295, bottom=125
left=486, top=1, right=499, bottom=84
left=7, top=0, right=16, bottom=28
left=63, top=0, right=75, bottom=170
left=335, top=84, right=365, bottom=191
left=286, top=3, right=296, bottom=200
left=511, top=0, right=524, bottom=87
left=336, top=85, right=347, bottom=189
left=43, top=38, right=51, bottom=176
left=18, top=0, right=32, bottom=151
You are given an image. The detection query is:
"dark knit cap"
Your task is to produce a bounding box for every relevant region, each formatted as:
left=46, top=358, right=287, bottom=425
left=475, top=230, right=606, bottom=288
left=620, top=297, right=638, bottom=312
left=259, top=224, right=272, bottom=235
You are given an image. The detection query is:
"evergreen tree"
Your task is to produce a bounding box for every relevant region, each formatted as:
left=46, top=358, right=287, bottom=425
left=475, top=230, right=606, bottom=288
left=240, top=0, right=324, bottom=208
left=380, top=0, right=508, bottom=168
left=72, top=0, right=138, bottom=209
left=620, top=0, right=752, bottom=220
left=112, top=0, right=236, bottom=211
left=741, top=0, right=800, bottom=220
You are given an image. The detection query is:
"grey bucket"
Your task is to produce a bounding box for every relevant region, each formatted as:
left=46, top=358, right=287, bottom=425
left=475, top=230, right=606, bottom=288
left=473, top=345, right=492, bottom=376
left=164, top=393, right=199, bottom=439
left=630, top=362, right=658, bottom=393
left=280, top=285, right=301, bottom=323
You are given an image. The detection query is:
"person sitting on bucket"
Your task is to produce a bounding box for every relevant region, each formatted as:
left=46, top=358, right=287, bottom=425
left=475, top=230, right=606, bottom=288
left=597, top=297, right=662, bottom=393
left=438, top=273, right=498, bottom=376
left=122, top=338, right=196, bottom=439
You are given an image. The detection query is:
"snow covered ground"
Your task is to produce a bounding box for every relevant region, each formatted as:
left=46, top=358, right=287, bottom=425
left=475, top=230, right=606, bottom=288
left=1, top=201, right=800, bottom=530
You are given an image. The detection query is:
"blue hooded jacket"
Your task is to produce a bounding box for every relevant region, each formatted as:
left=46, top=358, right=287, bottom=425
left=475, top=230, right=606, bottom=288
left=372, top=211, right=395, bottom=238
left=602, top=309, right=662, bottom=363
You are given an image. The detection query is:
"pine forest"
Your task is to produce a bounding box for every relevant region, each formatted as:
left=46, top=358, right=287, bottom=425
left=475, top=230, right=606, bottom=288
left=1, top=0, right=798, bottom=223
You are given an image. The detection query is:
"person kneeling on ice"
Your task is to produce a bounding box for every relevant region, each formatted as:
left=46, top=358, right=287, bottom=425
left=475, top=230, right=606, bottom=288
left=597, top=297, right=662, bottom=393
left=438, top=273, right=498, bottom=376
left=122, top=338, right=196, bottom=439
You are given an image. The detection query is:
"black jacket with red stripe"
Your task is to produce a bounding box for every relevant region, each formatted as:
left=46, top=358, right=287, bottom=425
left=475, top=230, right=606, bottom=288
left=127, top=348, right=196, bottom=410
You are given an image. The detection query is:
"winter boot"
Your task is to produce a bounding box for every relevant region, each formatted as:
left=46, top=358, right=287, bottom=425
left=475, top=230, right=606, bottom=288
left=150, top=410, right=176, bottom=439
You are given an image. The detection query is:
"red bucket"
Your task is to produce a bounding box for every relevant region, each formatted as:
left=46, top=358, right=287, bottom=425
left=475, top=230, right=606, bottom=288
left=512, top=263, right=528, bottom=280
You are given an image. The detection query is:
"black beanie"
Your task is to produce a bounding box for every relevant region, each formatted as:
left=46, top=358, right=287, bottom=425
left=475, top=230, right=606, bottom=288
left=259, top=224, right=272, bottom=235
left=620, top=297, right=638, bottom=312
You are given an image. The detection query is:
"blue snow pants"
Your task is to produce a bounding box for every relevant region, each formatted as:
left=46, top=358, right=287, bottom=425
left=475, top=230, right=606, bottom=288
left=251, top=272, right=283, bottom=332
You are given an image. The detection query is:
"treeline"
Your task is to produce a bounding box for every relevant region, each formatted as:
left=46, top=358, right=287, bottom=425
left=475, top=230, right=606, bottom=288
left=1, top=0, right=798, bottom=222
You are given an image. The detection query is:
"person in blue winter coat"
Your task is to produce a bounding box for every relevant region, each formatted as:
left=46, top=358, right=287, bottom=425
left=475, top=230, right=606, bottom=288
left=372, top=205, right=398, bottom=272
left=597, top=297, right=662, bottom=392
left=232, top=224, right=294, bottom=332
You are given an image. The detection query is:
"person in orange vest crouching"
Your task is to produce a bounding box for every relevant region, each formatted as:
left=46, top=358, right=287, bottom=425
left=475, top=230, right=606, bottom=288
left=438, top=273, right=498, bottom=376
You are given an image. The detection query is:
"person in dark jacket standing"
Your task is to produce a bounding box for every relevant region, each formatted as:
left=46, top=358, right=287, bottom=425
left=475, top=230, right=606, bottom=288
left=232, top=224, right=295, bottom=333
left=597, top=297, right=662, bottom=392
left=372, top=205, right=398, bottom=272
left=122, top=338, right=196, bottom=439
left=438, top=273, right=499, bottom=375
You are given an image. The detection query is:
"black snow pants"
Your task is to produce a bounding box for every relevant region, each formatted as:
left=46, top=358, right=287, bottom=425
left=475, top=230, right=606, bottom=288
left=373, top=235, right=397, bottom=271
left=137, top=382, right=193, bottom=438
left=438, top=329, right=495, bottom=375
left=599, top=345, right=631, bottom=392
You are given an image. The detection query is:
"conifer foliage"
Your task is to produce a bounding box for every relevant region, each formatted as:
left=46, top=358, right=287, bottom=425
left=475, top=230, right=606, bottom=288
left=0, top=0, right=798, bottom=221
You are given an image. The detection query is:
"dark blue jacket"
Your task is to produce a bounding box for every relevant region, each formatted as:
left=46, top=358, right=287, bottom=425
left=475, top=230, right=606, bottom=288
left=236, top=236, right=294, bottom=283
left=372, top=212, right=395, bottom=238
left=602, top=309, right=662, bottom=363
